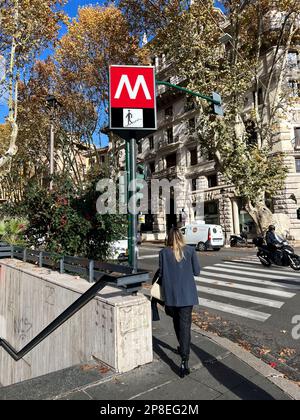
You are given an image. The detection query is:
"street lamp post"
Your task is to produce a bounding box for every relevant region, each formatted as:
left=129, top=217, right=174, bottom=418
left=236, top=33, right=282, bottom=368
left=46, top=95, right=62, bottom=191
left=220, top=188, right=228, bottom=246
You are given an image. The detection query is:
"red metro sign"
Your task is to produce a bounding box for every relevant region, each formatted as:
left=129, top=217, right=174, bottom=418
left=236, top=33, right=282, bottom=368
left=109, top=65, right=157, bottom=137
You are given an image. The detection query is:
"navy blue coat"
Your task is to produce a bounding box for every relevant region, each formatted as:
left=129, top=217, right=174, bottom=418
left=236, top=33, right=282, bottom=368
left=159, top=245, right=200, bottom=307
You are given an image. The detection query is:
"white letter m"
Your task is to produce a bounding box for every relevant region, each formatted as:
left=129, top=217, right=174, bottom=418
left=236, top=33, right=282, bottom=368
left=114, top=75, right=151, bottom=100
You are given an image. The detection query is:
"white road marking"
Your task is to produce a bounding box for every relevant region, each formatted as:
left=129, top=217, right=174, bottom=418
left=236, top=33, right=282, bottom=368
left=195, top=277, right=296, bottom=298
left=139, top=247, right=162, bottom=252
left=199, top=270, right=300, bottom=291
left=198, top=298, right=271, bottom=322
left=205, top=266, right=300, bottom=282
left=196, top=286, right=284, bottom=308
left=219, top=262, right=300, bottom=278
left=229, top=259, right=262, bottom=265
left=138, top=254, right=159, bottom=260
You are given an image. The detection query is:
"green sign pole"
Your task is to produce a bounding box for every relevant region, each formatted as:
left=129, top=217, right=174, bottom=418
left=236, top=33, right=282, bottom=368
left=156, top=81, right=224, bottom=116
left=126, top=139, right=138, bottom=273
left=126, top=141, right=133, bottom=268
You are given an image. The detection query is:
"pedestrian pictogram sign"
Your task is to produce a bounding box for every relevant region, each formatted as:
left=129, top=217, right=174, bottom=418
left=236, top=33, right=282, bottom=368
left=109, top=65, right=157, bottom=139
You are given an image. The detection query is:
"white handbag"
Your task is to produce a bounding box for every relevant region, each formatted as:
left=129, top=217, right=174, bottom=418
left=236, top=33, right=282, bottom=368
left=150, top=279, right=165, bottom=302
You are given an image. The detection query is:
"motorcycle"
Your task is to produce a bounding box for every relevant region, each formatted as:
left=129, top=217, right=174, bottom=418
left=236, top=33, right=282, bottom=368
left=230, top=234, right=248, bottom=248
left=253, top=237, right=300, bottom=271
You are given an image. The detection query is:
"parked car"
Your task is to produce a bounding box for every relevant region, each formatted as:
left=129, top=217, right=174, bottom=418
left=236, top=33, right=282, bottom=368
left=180, top=222, right=225, bottom=251
left=109, top=239, right=128, bottom=261
left=109, top=239, right=140, bottom=262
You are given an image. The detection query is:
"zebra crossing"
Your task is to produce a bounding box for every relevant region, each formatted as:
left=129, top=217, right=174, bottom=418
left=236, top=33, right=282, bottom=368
left=196, top=256, right=300, bottom=322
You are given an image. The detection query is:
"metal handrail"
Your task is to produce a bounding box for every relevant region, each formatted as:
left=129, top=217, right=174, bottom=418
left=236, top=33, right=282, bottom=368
left=0, top=274, right=108, bottom=361
left=0, top=244, right=150, bottom=361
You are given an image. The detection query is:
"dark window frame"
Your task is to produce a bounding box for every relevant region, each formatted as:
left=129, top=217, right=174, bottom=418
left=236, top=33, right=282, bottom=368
left=149, top=136, right=154, bottom=150
left=289, top=80, right=300, bottom=97
left=166, top=153, right=177, bottom=169
left=167, top=127, right=174, bottom=144
left=294, top=128, right=300, bottom=150
left=190, top=148, right=198, bottom=166
left=192, top=178, right=197, bottom=192
left=207, top=174, right=218, bottom=188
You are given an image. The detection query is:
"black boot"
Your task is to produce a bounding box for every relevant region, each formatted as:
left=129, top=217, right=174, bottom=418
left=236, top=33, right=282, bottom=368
left=179, top=359, right=190, bottom=378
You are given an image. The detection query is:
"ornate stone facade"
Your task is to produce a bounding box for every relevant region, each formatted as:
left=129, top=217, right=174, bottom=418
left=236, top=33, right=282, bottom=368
left=137, top=48, right=300, bottom=241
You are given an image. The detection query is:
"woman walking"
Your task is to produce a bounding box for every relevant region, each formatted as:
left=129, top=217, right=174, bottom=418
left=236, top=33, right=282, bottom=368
left=159, top=227, right=200, bottom=378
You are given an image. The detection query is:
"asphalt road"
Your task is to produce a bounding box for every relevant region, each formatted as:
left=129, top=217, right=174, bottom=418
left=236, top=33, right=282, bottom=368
left=138, top=243, right=300, bottom=381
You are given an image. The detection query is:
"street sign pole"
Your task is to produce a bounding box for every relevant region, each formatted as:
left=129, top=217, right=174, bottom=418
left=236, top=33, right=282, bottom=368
left=109, top=65, right=157, bottom=274
left=129, top=137, right=138, bottom=273
left=125, top=142, right=132, bottom=267
left=49, top=121, right=55, bottom=191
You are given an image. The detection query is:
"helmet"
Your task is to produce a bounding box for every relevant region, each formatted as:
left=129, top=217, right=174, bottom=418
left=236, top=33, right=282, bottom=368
left=268, top=225, right=276, bottom=231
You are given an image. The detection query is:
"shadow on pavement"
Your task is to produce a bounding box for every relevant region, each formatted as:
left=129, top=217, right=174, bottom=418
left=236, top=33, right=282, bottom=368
left=153, top=336, right=277, bottom=400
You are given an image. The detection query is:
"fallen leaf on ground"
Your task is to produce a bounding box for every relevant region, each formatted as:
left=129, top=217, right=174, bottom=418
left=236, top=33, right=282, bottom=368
left=81, top=364, right=95, bottom=371
left=259, top=348, right=271, bottom=356
left=279, top=348, right=296, bottom=358
left=269, top=362, right=278, bottom=369
left=98, top=366, right=110, bottom=374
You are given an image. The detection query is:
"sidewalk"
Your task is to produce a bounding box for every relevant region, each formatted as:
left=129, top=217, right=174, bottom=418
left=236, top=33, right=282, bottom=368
left=0, top=309, right=299, bottom=400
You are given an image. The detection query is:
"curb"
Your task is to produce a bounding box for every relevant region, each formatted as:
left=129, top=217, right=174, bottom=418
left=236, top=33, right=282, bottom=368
left=192, top=325, right=300, bottom=401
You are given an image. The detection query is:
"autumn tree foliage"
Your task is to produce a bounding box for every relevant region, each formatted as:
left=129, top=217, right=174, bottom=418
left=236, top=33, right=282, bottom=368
left=119, top=0, right=300, bottom=233
left=55, top=5, right=148, bottom=148
left=0, top=0, right=66, bottom=170
left=1, top=4, right=148, bottom=198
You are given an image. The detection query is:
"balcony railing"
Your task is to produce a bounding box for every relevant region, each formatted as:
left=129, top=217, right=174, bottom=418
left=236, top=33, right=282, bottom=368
left=157, top=136, right=181, bottom=150
left=154, top=166, right=177, bottom=178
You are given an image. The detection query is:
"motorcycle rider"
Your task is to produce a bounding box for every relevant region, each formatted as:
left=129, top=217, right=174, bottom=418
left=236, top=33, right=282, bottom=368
left=265, top=225, right=284, bottom=265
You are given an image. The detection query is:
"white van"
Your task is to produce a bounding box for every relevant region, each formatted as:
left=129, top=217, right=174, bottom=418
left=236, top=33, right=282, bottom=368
left=181, top=222, right=225, bottom=251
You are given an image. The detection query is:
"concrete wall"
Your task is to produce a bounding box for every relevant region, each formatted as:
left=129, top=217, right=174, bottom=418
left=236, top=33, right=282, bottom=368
left=0, top=259, right=152, bottom=387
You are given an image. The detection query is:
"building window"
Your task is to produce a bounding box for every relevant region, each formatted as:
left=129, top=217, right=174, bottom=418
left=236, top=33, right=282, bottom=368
left=166, top=153, right=177, bottom=168
left=149, top=136, right=154, bottom=150
left=265, top=193, right=275, bottom=213
left=192, top=178, right=197, bottom=192
left=190, top=148, right=198, bottom=166
left=294, top=128, right=300, bottom=150
left=149, top=161, right=155, bottom=174
left=189, top=118, right=196, bottom=131
left=138, top=141, right=143, bottom=154
left=288, top=51, right=300, bottom=69
left=245, top=119, right=258, bottom=147
left=289, top=80, right=300, bottom=97
left=165, top=106, right=173, bottom=119
left=207, top=151, right=214, bottom=161
left=185, top=97, right=195, bottom=113
left=296, top=159, right=300, bottom=173
left=167, top=128, right=174, bottom=144
left=204, top=201, right=219, bottom=225
left=207, top=174, right=218, bottom=188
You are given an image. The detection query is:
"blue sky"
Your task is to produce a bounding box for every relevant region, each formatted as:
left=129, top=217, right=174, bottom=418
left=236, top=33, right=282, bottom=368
left=0, top=0, right=225, bottom=131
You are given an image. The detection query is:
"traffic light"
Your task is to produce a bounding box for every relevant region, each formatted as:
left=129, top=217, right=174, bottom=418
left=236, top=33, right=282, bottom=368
left=212, top=92, right=224, bottom=116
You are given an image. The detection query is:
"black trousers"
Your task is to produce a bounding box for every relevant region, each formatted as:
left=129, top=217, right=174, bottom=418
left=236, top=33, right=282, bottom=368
left=166, top=306, right=193, bottom=360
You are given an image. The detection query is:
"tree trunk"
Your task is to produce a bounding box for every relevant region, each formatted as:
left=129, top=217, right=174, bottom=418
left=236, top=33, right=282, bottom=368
left=0, top=0, right=19, bottom=170
left=245, top=199, right=274, bottom=236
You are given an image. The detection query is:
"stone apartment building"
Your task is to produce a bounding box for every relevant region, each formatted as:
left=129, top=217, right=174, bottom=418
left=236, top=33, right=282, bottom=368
left=136, top=7, right=300, bottom=242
